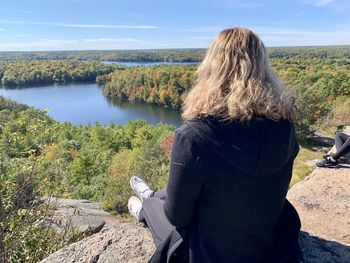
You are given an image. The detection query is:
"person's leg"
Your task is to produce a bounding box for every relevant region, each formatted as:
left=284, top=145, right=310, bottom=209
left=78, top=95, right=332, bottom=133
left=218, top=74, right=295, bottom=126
left=153, top=188, right=167, bottom=200
left=334, top=133, right=347, bottom=150
left=333, top=133, right=350, bottom=160
left=129, top=176, right=172, bottom=246
left=139, top=197, right=175, bottom=247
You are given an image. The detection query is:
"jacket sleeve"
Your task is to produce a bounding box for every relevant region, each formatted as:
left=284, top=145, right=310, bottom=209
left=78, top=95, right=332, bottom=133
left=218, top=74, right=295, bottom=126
left=163, top=128, right=202, bottom=228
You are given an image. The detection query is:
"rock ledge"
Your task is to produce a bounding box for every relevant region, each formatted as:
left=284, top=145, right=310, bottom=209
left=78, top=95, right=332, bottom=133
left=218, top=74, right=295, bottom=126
left=42, top=168, right=350, bottom=263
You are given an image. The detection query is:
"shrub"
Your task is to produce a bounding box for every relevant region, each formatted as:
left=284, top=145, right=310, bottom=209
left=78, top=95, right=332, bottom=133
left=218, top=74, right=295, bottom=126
left=317, top=96, right=350, bottom=134
left=103, top=150, right=133, bottom=213
left=0, top=157, right=64, bottom=263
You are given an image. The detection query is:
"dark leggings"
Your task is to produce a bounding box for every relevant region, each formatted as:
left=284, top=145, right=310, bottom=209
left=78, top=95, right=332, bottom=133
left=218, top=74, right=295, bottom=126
left=333, top=133, right=350, bottom=160
left=139, top=189, right=175, bottom=247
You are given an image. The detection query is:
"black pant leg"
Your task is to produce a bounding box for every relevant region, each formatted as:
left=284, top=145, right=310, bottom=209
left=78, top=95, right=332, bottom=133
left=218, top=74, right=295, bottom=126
left=335, top=133, right=347, bottom=150
left=333, top=133, right=350, bottom=160
left=153, top=188, right=167, bottom=200
left=139, top=196, right=175, bottom=247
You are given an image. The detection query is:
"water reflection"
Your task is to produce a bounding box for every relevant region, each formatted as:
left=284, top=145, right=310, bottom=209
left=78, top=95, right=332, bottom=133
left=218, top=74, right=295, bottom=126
left=104, top=96, right=182, bottom=126
left=0, top=83, right=182, bottom=127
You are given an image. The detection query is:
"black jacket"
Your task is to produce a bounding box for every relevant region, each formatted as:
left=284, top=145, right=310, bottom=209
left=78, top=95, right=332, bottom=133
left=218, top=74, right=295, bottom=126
left=155, top=116, right=301, bottom=263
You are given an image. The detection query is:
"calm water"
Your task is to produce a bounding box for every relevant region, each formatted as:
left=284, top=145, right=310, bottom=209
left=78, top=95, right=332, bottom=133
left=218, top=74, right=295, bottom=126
left=0, top=82, right=182, bottom=126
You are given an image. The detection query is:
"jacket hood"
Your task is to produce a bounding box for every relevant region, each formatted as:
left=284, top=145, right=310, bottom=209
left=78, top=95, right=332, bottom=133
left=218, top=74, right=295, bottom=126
left=185, top=117, right=299, bottom=175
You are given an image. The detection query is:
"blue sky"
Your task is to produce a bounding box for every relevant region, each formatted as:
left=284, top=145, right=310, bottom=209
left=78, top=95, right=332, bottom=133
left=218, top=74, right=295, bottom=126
left=0, top=0, right=349, bottom=51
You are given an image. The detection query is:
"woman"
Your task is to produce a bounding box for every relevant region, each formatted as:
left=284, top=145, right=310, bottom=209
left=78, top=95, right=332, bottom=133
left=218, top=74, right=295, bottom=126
left=316, top=132, right=350, bottom=168
left=128, top=27, right=302, bottom=263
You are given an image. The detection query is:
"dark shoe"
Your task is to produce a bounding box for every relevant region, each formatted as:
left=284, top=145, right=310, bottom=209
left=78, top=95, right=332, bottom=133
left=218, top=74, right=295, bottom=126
left=316, top=155, right=339, bottom=168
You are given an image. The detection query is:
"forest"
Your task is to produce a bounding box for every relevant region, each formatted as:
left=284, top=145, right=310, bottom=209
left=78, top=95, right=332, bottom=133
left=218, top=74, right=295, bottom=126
left=101, top=57, right=350, bottom=134
left=0, top=96, right=175, bottom=262
left=0, top=60, right=122, bottom=87
left=0, top=46, right=349, bottom=62
left=0, top=49, right=205, bottom=62
left=1, top=46, right=350, bottom=262
left=101, top=65, right=197, bottom=109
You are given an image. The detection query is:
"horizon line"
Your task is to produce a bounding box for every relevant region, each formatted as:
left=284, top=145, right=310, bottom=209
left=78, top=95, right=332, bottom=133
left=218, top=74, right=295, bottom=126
left=0, top=44, right=350, bottom=53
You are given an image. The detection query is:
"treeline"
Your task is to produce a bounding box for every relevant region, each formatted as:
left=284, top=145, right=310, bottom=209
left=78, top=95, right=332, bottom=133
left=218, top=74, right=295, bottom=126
left=0, top=49, right=205, bottom=62
left=102, top=65, right=197, bottom=109
left=272, top=57, right=350, bottom=132
left=268, top=46, right=350, bottom=59
left=0, top=96, right=175, bottom=261
left=101, top=58, right=350, bottom=133
left=0, top=60, right=122, bottom=87
left=1, top=46, right=350, bottom=62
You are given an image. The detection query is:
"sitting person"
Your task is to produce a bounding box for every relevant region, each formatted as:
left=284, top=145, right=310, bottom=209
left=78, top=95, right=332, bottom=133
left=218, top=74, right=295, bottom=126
left=316, top=132, right=350, bottom=168
left=128, top=27, right=302, bottom=263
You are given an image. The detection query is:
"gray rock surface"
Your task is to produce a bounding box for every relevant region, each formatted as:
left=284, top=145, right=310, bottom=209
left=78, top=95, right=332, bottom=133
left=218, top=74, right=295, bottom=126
left=306, top=159, right=319, bottom=168
left=289, top=168, right=350, bottom=262
left=311, top=146, right=330, bottom=153
left=307, top=135, right=335, bottom=147
left=342, top=126, right=350, bottom=135
left=41, top=223, right=155, bottom=263
left=288, top=168, right=350, bottom=245
left=47, top=197, right=119, bottom=233
left=42, top=168, right=350, bottom=263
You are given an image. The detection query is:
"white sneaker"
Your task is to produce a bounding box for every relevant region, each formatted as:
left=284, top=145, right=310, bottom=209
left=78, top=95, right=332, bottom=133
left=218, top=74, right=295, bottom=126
left=128, top=196, right=142, bottom=221
left=130, top=176, right=153, bottom=202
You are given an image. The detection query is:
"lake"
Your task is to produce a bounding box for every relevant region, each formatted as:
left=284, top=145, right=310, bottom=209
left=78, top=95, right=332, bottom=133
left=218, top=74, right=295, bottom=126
left=0, top=82, right=183, bottom=126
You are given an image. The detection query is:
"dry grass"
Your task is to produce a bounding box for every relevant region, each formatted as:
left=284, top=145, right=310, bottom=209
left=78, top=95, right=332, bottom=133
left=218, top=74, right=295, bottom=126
left=291, top=145, right=323, bottom=187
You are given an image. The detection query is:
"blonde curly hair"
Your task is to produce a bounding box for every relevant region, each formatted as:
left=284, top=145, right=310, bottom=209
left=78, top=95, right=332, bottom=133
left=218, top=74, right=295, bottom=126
left=182, top=27, right=296, bottom=122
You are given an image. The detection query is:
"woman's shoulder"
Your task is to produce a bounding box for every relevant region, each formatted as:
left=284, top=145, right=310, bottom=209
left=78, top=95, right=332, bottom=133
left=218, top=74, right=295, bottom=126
left=175, top=120, right=201, bottom=142
left=174, top=118, right=216, bottom=148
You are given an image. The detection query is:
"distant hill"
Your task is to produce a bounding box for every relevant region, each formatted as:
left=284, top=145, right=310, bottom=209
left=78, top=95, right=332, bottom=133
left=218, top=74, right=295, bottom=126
left=0, top=49, right=205, bottom=62
left=1, top=46, right=350, bottom=61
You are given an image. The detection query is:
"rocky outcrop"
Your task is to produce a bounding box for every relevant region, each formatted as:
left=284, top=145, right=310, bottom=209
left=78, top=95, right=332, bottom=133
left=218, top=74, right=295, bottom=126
left=288, top=168, right=349, bottom=245
left=41, top=223, right=155, bottom=263
left=307, top=135, right=335, bottom=147
left=288, top=168, right=350, bottom=262
left=42, top=168, right=350, bottom=263
left=46, top=198, right=119, bottom=233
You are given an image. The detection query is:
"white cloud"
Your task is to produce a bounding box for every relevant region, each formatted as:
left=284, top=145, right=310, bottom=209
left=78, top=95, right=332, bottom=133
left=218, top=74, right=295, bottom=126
left=0, top=8, right=37, bottom=14
left=0, top=20, right=159, bottom=29
left=0, top=28, right=4, bottom=32
left=183, top=25, right=350, bottom=47
left=15, top=34, right=33, bottom=37
left=82, top=38, right=138, bottom=42
left=252, top=26, right=350, bottom=46
left=49, top=23, right=159, bottom=29
left=312, top=0, right=335, bottom=6
left=0, top=39, right=78, bottom=50
left=171, top=26, right=224, bottom=33
left=190, top=36, right=215, bottom=40
left=220, top=0, right=263, bottom=8
left=0, top=26, right=349, bottom=51
left=0, top=38, right=145, bottom=51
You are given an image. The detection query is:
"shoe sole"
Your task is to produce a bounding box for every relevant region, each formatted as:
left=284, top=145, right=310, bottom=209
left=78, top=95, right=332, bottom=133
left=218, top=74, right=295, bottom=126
left=325, top=165, right=339, bottom=168
left=317, top=164, right=339, bottom=168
